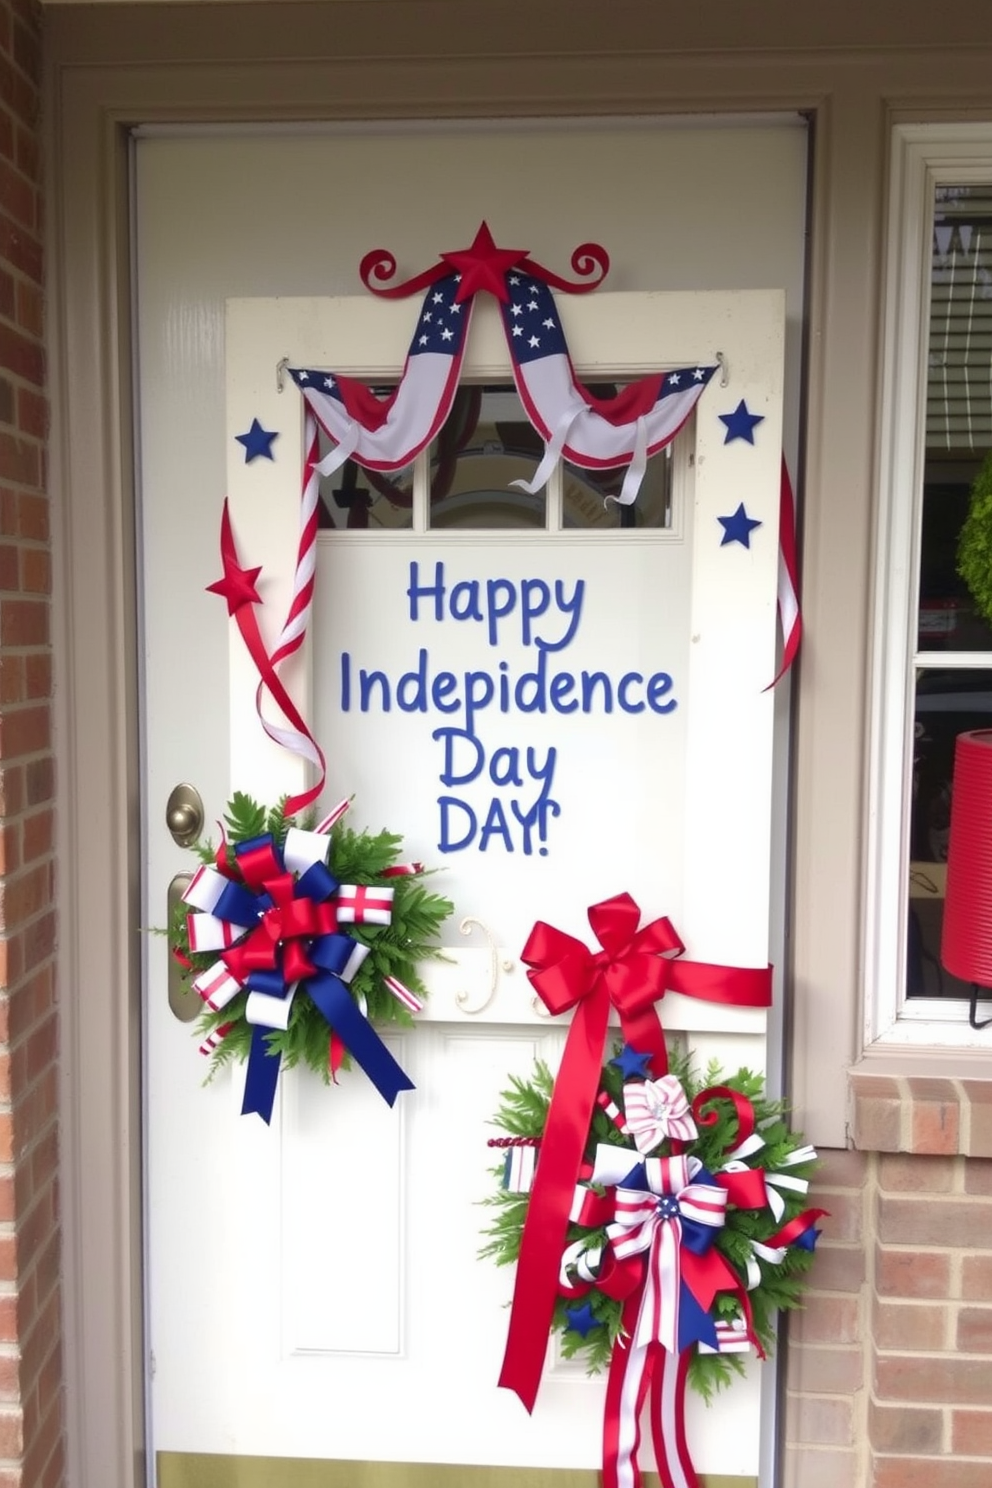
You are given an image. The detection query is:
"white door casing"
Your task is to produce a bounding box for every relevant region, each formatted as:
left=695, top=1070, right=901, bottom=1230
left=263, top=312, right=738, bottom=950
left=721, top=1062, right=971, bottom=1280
left=136, top=123, right=803, bottom=1480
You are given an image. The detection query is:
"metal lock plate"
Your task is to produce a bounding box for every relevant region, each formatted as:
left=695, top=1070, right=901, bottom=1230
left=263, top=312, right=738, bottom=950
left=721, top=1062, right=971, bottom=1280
left=167, top=872, right=200, bottom=1023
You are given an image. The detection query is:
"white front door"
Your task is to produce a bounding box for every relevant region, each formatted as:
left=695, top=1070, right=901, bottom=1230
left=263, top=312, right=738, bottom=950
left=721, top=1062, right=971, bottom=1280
left=136, top=122, right=805, bottom=1485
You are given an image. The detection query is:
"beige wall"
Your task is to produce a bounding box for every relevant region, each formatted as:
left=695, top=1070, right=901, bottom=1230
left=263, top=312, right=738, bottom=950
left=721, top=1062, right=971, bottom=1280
left=40, top=4, right=992, bottom=1486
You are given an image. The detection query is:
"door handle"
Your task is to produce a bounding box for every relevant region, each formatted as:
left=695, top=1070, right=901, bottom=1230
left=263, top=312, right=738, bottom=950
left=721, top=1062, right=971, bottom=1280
left=165, top=782, right=204, bottom=846
left=167, top=872, right=200, bottom=1022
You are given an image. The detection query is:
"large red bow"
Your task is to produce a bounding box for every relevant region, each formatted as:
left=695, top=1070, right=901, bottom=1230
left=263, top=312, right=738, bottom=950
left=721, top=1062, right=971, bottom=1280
left=499, top=892, right=772, bottom=1414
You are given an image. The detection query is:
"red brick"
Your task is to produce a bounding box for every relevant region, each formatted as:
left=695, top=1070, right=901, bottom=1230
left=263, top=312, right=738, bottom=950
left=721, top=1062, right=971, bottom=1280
left=0, top=542, right=17, bottom=588
left=0, top=937, right=22, bottom=990
left=786, top=1343, right=864, bottom=1394
left=815, top=1148, right=870, bottom=1187
left=852, top=1091, right=901, bottom=1151
left=0, top=212, right=38, bottom=285
left=0, top=1407, right=23, bottom=1459
left=10, top=494, right=45, bottom=541
left=911, top=1095, right=960, bottom=1155
left=817, top=1191, right=863, bottom=1242
left=0, top=157, right=33, bottom=236
left=802, top=1243, right=866, bottom=1293
left=874, top=1460, right=992, bottom=1488
left=0, top=54, right=35, bottom=130
left=868, top=1399, right=943, bottom=1453
left=14, top=280, right=39, bottom=340
left=0, top=860, right=50, bottom=927
left=0, top=1294, right=17, bottom=1345
left=956, top=1306, right=992, bottom=1352
left=23, top=756, right=51, bottom=808
left=0, top=653, right=22, bottom=703
left=15, top=388, right=44, bottom=442
left=875, top=1352, right=992, bottom=1405
left=0, top=702, right=48, bottom=758
left=0, top=598, right=45, bottom=646
left=20, top=810, right=50, bottom=864
left=24, top=1015, right=56, bottom=1085
left=0, top=825, right=18, bottom=877
left=877, top=1153, right=958, bottom=1193
left=22, top=653, right=48, bottom=701
left=877, top=1193, right=992, bottom=1249
left=790, top=1292, right=862, bottom=1345
left=14, top=124, right=36, bottom=185
left=0, top=764, right=23, bottom=815
left=0, top=1235, right=16, bottom=1286
left=18, top=547, right=46, bottom=595
left=781, top=1447, right=860, bottom=1488
left=785, top=1392, right=854, bottom=1447
left=964, top=1158, right=992, bottom=1195
left=873, top=1299, right=948, bottom=1351
left=0, top=323, right=41, bottom=387
left=19, top=911, right=54, bottom=975
left=0, top=429, right=37, bottom=486
left=962, top=1253, right=992, bottom=1300
left=11, top=20, right=40, bottom=88
left=952, top=1407, right=992, bottom=1454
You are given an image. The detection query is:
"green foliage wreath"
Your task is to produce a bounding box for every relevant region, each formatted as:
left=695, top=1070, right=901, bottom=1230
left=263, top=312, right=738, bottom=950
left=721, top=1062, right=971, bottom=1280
left=482, top=1048, right=822, bottom=1401
left=170, top=792, right=452, bottom=1080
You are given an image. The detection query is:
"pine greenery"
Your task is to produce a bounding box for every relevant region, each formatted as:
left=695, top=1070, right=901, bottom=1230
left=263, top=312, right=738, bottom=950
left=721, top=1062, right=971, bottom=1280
left=173, top=794, right=452, bottom=1082
left=481, top=1047, right=820, bottom=1403
left=958, top=450, right=992, bottom=625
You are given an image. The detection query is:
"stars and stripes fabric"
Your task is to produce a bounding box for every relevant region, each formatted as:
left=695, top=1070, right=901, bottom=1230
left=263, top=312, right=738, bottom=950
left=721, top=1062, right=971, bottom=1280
left=498, top=272, right=717, bottom=504
left=289, top=271, right=471, bottom=478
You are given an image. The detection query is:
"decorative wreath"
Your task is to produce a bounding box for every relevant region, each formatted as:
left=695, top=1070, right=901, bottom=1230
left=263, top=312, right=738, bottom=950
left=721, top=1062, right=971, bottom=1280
left=484, top=1049, right=822, bottom=1399
left=169, top=792, right=452, bottom=1121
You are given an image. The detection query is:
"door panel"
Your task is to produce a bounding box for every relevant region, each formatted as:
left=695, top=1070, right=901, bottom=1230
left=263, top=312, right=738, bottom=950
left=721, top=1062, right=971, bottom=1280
left=136, top=122, right=806, bottom=1483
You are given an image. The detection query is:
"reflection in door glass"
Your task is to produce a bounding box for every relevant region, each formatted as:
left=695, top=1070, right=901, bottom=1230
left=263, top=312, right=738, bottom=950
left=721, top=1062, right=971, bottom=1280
left=428, top=386, right=546, bottom=529
left=314, top=404, right=414, bottom=530
left=564, top=445, right=673, bottom=530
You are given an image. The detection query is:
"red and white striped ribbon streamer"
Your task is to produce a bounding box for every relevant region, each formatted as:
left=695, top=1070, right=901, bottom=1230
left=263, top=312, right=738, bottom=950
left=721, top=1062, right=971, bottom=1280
left=382, top=974, right=424, bottom=1014
left=597, top=1090, right=629, bottom=1134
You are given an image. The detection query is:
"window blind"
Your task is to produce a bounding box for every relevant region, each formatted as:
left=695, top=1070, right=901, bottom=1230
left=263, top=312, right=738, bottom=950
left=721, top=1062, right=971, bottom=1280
left=927, top=184, right=992, bottom=452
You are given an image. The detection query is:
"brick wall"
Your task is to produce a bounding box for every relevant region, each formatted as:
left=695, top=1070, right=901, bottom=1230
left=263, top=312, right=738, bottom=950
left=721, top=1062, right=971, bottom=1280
left=786, top=1096, right=992, bottom=1488
left=0, top=1, right=65, bottom=1486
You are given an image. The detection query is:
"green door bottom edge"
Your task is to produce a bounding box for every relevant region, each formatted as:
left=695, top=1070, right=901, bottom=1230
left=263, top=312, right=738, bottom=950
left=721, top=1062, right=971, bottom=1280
left=157, top=1452, right=756, bottom=1488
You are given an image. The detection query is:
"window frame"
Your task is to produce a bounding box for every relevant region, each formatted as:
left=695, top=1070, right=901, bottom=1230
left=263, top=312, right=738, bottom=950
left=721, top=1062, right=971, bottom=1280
left=868, top=122, right=992, bottom=1047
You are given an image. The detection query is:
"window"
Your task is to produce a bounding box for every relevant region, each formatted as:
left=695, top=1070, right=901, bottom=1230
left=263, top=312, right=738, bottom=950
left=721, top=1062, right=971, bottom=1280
left=870, top=125, right=992, bottom=1044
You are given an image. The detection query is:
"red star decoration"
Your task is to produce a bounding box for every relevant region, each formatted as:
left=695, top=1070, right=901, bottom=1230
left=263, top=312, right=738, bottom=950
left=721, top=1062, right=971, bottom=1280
left=207, top=558, right=262, bottom=615
left=440, top=222, right=529, bottom=304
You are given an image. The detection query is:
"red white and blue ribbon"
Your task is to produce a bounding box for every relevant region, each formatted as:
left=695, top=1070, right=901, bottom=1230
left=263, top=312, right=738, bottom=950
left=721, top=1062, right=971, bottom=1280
left=623, top=1075, right=698, bottom=1154
left=499, top=892, right=772, bottom=1414
left=183, top=824, right=415, bottom=1122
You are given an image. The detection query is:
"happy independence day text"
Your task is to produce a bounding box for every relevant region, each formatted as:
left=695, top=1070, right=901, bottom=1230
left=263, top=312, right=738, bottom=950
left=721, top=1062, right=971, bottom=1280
left=339, top=562, right=677, bottom=856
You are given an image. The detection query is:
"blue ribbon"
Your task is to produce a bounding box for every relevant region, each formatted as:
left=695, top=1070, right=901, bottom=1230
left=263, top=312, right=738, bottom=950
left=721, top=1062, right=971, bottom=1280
left=226, top=838, right=414, bottom=1122
left=308, top=934, right=415, bottom=1107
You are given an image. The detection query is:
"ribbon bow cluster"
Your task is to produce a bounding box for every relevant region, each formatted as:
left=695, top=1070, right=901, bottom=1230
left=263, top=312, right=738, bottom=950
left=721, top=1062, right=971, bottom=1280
left=183, top=825, right=416, bottom=1122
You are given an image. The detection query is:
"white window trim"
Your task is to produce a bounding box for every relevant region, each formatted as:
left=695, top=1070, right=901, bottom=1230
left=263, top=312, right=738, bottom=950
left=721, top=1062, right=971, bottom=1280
left=868, top=123, right=992, bottom=1047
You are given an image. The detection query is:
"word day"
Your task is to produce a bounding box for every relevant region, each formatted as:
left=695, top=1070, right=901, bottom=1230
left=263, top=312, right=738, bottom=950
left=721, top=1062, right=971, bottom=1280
left=338, top=562, right=680, bottom=857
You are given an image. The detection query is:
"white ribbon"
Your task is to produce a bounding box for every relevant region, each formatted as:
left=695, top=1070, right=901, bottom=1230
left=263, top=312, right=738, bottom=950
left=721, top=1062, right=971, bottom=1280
left=623, top=1075, right=698, bottom=1153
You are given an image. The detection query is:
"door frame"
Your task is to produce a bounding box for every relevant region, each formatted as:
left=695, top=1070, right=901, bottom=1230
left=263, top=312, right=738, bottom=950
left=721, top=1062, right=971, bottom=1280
left=45, top=12, right=864, bottom=1486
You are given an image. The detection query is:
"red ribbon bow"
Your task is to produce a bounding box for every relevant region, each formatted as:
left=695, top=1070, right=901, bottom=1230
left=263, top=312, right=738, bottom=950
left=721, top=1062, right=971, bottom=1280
left=499, top=892, right=772, bottom=1414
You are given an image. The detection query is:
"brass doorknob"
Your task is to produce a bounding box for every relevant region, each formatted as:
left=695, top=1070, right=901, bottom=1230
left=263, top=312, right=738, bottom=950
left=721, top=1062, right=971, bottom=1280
left=165, top=783, right=205, bottom=847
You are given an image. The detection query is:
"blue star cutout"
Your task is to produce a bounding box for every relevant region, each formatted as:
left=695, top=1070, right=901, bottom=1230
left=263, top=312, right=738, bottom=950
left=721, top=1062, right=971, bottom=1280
left=719, top=400, right=764, bottom=445
left=610, top=1044, right=653, bottom=1080
left=235, top=418, right=278, bottom=463
left=718, top=503, right=762, bottom=548
left=564, top=1301, right=601, bottom=1338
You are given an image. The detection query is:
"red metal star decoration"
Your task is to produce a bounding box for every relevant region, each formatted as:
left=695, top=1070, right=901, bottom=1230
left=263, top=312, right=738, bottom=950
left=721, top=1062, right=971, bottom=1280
left=440, top=221, right=529, bottom=305
left=207, top=500, right=262, bottom=614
